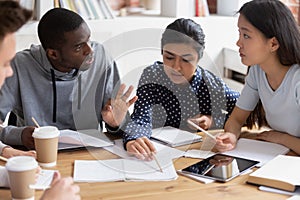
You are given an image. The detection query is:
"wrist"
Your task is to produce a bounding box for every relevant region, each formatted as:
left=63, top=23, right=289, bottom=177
left=1, top=146, right=12, bottom=157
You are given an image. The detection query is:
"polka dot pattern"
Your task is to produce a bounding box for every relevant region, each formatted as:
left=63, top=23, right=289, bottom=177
left=123, top=61, right=240, bottom=144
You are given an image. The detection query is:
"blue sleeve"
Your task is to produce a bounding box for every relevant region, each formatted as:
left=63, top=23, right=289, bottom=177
left=224, top=84, right=240, bottom=115
left=123, top=69, right=154, bottom=145
left=201, top=69, right=240, bottom=128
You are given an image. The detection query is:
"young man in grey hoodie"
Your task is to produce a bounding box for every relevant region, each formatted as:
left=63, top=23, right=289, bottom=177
left=0, top=8, right=137, bottom=149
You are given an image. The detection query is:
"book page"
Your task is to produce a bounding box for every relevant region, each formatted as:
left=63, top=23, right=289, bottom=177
left=259, top=186, right=300, bottom=196
left=151, top=126, right=202, bottom=147
left=250, top=155, right=300, bottom=185
left=73, top=160, right=124, bottom=182
left=223, top=138, right=289, bottom=167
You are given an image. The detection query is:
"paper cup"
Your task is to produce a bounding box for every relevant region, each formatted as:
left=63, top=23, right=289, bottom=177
left=32, top=126, right=59, bottom=167
left=6, top=156, right=38, bottom=200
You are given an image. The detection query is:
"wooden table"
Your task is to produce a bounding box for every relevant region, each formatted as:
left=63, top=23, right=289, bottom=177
left=0, top=131, right=291, bottom=200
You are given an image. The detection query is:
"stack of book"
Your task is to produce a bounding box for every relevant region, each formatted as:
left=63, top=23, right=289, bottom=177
left=55, top=0, right=115, bottom=19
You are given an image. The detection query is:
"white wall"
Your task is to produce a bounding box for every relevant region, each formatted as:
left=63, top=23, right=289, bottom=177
left=15, top=16, right=240, bottom=87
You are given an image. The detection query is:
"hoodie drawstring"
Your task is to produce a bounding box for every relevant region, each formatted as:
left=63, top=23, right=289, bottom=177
left=50, top=69, right=57, bottom=123
left=78, top=74, right=81, bottom=110
left=50, top=69, right=82, bottom=123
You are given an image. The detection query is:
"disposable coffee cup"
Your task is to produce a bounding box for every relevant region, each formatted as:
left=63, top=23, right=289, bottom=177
left=6, top=156, right=38, bottom=200
left=32, top=126, right=60, bottom=167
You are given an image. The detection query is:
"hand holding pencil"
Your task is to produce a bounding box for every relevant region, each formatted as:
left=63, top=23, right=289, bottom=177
left=126, top=137, right=163, bottom=172
left=187, top=119, right=215, bottom=140
left=126, top=136, right=157, bottom=160
left=187, top=114, right=213, bottom=131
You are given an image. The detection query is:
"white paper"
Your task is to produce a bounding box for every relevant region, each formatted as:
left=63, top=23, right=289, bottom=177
left=288, top=195, right=300, bottom=200
left=73, top=160, right=124, bottom=182
left=73, top=158, right=177, bottom=182
left=178, top=172, right=215, bottom=184
left=151, top=126, right=202, bottom=147
left=58, top=129, right=114, bottom=150
left=259, top=186, right=300, bottom=196
left=123, top=159, right=177, bottom=181
left=183, top=149, right=215, bottom=159
left=31, top=169, right=56, bottom=190
left=223, top=138, right=289, bottom=167
left=103, top=139, right=184, bottom=160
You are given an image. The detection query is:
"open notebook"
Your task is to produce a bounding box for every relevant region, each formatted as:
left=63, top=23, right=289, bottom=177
left=73, top=158, right=178, bottom=182
left=151, top=126, right=202, bottom=147
left=58, top=129, right=114, bottom=150
left=103, top=139, right=184, bottom=160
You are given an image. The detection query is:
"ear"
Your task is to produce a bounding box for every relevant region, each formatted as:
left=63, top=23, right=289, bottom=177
left=270, top=37, right=279, bottom=52
left=46, top=49, right=60, bottom=61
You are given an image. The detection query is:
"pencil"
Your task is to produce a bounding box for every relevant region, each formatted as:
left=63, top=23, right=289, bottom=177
left=187, top=119, right=215, bottom=140
left=31, top=117, right=40, bottom=128
left=151, top=152, right=163, bottom=173
left=0, top=156, right=8, bottom=162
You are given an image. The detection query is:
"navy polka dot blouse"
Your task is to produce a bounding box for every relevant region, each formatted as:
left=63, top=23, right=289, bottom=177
left=123, top=61, right=240, bottom=144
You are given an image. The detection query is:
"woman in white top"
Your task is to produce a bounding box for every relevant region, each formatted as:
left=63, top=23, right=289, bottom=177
left=215, top=0, right=300, bottom=155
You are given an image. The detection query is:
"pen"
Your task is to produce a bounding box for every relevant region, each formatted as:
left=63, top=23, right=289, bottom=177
left=151, top=152, right=163, bottom=173
left=0, top=156, right=8, bottom=162
left=31, top=117, right=40, bottom=128
left=187, top=119, right=215, bottom=140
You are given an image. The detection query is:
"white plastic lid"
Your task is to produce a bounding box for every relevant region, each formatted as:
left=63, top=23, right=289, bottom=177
left=32, top=126, right=60, bottom=139
left=6, top=156, right=38, bottom=172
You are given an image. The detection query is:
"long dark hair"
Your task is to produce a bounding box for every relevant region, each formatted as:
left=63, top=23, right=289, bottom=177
left=241, top=0, right=300, bottom=129
left=239, top=0, right=300, bottom=66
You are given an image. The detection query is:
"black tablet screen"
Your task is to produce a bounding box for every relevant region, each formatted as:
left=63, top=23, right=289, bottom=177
left=181, top=154, right=259, bottom=182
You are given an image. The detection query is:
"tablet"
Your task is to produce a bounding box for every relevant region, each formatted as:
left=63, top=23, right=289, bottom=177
left=178, top=154, right=259, bottom=182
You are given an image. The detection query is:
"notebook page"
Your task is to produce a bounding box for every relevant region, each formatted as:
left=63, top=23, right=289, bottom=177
left=151, top=126, right=202, bottom=147
left=103, top=139, right=184, bottom=160
left=123, top=159, right=178, bottom=181
left=59, top=129, right=113, bottom=150
left=223, top=138, right=289, bottom=167
left=73, top=159, right=124, bottom=182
